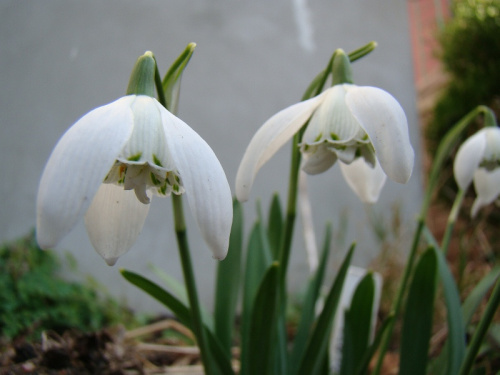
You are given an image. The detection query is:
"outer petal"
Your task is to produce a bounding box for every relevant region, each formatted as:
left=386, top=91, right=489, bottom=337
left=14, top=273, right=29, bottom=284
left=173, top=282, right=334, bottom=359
left=302, top=144, right=337, bottom=175
left=471, top=168, right=500, bottom=217
left=235, top=91, right=328, bottom=201
left=84, top=184, right=150, bottom=266
left=454, top=130, right=486, bottom=190
left=36, top=96, right=135, bottom=249
left=161, top=109, right=233, bottom=260
left=345, top=86, right=414, bottom=184
left=339, top=158, right=387, bottom=203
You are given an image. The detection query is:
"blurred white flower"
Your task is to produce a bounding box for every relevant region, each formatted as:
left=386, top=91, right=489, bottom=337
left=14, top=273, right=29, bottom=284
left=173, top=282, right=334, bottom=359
left=236, top=84, right=414, bottom=203
left=37, top=95, right=232, bottom=265
left=454, top=127, right=500, bottom=217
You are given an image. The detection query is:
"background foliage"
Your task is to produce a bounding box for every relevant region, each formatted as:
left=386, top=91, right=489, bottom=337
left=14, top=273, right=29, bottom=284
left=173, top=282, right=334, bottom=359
left=0, top=232, right=135, bottom=341
left=426, top=0, right=500, bottom=157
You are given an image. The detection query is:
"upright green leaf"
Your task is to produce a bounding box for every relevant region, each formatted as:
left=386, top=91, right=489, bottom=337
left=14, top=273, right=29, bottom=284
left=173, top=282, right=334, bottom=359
left=462, top=266, right=500, bottom=326
left=290, top=224, right=332, bottom=370
left=240, top=221, right=273, bottom=375
left=433, top=246, right=466, bottom=375
left=355, top=315, right=395, bottom=375
left=267, top=193, right=284, bottom=260
left=295, top=244, right=355, bottom=375
left=340, top=273, right=376, bottom=375
left=247, top=262, right=280, bottom=375
left=399, top=248, right=438, bottom=375
left=214, top=199, right=244, bottom=356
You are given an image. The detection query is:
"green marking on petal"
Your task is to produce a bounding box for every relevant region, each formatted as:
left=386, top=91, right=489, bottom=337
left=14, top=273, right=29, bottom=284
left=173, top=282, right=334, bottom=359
left=173, top=184, right=179, bottom=193
left=362, top=134, right=369, bottom=141
left=153, top=154, right=163, bottom=167
left=330, top=132, right=339, bottom=141
left=314, top=133, right=323, bottom=142
left=160, top=185, right=167, bottom=195
left=355, top=148, right=362, bottom=158
left=150, top=172, right=160, bottom=185
left=127, top=153, right=143, bottom=161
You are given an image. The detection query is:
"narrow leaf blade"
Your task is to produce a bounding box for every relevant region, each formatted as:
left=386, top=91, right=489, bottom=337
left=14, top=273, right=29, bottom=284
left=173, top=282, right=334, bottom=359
left=399, top=248, right=438, bottom=375
left=214, top=199, right=244, bottom=355
left=296, top=244, right=355, bottom=375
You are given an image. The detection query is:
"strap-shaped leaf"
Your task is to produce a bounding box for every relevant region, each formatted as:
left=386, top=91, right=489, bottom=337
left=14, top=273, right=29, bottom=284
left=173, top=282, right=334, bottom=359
left=120, top=269, right=234, bottom=375
left=295, top=244, right=355, bottom=375
left=399, top=248, right=438, bottom=375
left=424, top=226, right=468, bottom=375
left=267, top=193, right=284, bottom=260
left=214, top=199, right=244, bottom=356
left=290, top=224, right=332, bottom=372
left=247, top=262, right=280, bottom=375
left=340, top=273, right=375, bottom=375
left=240, top=220, right=273, bottom=375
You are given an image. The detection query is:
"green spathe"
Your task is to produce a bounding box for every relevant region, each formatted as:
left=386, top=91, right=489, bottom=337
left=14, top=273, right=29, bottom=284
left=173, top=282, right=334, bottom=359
left=126, top=51, right=156, bottom=97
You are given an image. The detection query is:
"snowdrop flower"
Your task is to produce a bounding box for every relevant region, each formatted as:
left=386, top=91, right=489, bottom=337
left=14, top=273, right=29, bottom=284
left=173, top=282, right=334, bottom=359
left=36, top=95, right=233, bottom=265
left=454, top=127, right=500, bottom=217
left=236, top=83, right=414, bottom=203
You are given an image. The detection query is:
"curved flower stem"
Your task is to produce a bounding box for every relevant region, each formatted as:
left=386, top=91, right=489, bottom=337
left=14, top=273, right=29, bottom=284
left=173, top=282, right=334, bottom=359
left=373, top=106, right=489, bottom=375
left=458, top=276, right=500, bottom=375
left=172, top=194, right=214, bottom=375
left=441, top=188, right=466, bottom=256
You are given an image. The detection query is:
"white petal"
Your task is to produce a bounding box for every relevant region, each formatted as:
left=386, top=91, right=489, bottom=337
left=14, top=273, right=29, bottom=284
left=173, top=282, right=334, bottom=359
left=36, top=96, right=135, bottom=249
left=161, top=110, right=233, bottom=260
left=345, top=86, right=414, bottom=184
left=470, top=168, right=500, bottom=217
left=84, top=184, right=150, bottom=266
left=454, top=130, right=487, bottom=190
left=302, top=84, right=363, bottom=145
left=235, top=91, right=328, bottom=201
left=302, top=144, right=337, bottom=175
left=339, top=158, right=387, bottom=203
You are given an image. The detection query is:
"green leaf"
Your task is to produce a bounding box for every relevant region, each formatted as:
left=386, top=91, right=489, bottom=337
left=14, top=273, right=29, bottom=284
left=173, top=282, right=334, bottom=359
left=462, top=266, right=500, bottom=326
left=295, top=243, right=355, bottom=375
left=120, top=269, right=192, bottom=327
left=162, top=43, right=196, bottom=114
left=120, top=269, right=234, bottom=375
left=399, top=248, right=438, bottom=375
left=340, top=273, right=376, bottom=375
left=247, top=262, right=280, bottom=375
left=147, top=265, right=215, bottom=331
left=240, top=221, right=273, bottom=375
left=214, top=199, right=244, bottom=357
left=267, top=193, right=284, bottom=260
left=355, top=314, right=395, bottom=375
left=290, top=224, right=332, bottom=370
left=432, top=246, right=466, bottom=375
left=149, top=264, right=188, bottom=303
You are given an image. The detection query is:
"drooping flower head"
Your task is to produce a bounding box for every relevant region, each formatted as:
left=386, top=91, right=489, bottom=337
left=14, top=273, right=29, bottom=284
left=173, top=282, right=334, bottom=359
left=454, top=123, right=500, bottom=217
left=36, top=51, right=233, bottom=265
left=236, top=49, right=414, bottom=203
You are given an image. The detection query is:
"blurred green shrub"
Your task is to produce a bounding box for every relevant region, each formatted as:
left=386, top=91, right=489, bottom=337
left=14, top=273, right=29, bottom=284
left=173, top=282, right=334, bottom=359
left=426, top=0, right=500, bottom=156
left=0, top=232, right=135, bottom=340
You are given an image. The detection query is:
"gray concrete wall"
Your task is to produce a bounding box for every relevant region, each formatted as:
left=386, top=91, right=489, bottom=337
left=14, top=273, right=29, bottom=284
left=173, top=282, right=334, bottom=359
left=0, top=0, right=421, bottom=313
